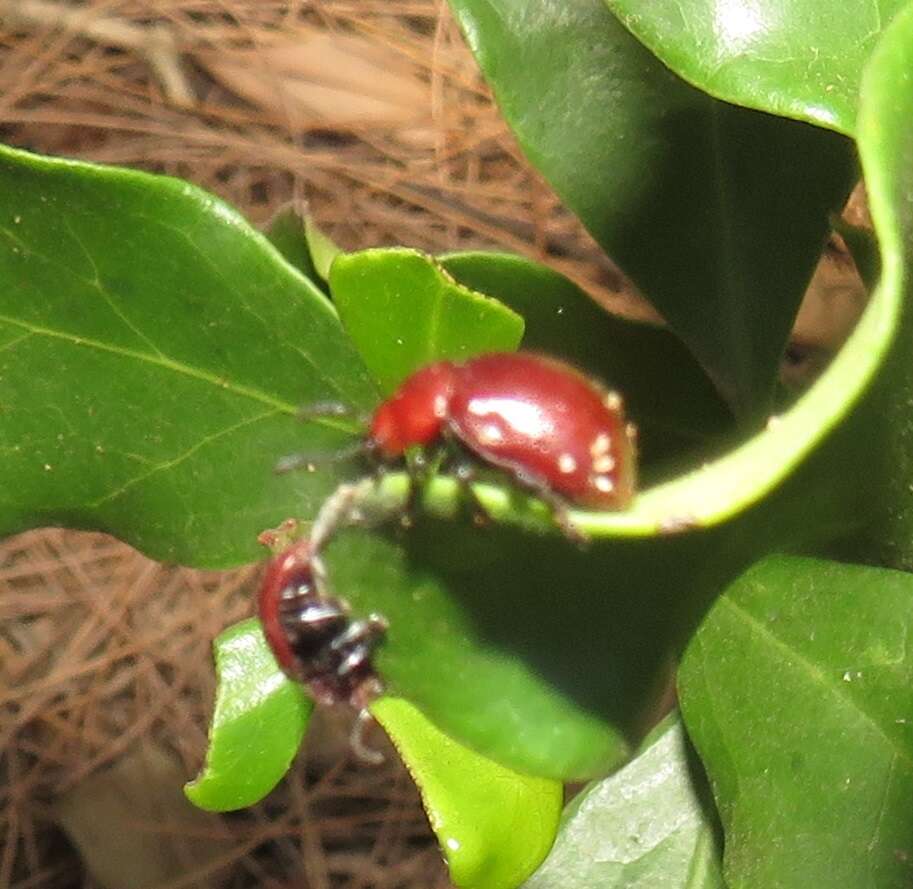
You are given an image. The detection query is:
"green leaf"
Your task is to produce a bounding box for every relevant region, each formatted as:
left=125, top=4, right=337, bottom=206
left=330, top=248, right=524, bottom=395
left=678, top=556, right=913, bottom=887
left=523, top=714, right=724, bottom=889
left=0, top=144, right=377, bottom=567
left=372, top=697, right=562, bottom=889
left=823, top=0, right=913, bottom=570
left=448, top=0, right=856, bottom=416
left=185, top=619, right=313, bottom=812
left=265, top=205, right=341, bottom=289
left=264, top=205, right=325, bottom=289
left=605, top=0, right=908, bottom=136
left=440, top=251, right=733, bottom=470
left=304, top=216, right=342, bottom=283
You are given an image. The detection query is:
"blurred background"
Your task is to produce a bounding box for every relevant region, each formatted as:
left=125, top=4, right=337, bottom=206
left=0, top=2, right=867, bottom=887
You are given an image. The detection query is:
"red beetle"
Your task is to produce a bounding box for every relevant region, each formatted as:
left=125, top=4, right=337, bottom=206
left=279, top=352, right=637, bottom=535
left=368, top=352, right=637, bottom=511
left=257, top=538, right=387, bottom=710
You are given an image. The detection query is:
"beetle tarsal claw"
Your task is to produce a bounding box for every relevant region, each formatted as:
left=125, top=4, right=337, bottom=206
left=349, top=707, right=385, bottom=766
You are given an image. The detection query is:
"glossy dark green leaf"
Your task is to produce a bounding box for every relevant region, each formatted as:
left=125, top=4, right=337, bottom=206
left=372, top=697, right=562, bottom=889
left=440, top=251, right=733, bottom=471
left=523, top=715, right=724, bottom=889
left=0, top=145, right=377, bottom=567
left=185, top=619, right=313, bottom=812
left=606, top=0, right=907, bottom=136
left=679, top=556, right=913, bottom=887
left=448, top=0, right=856, bottom=416
left=330, top=248, right=524, bottom=395
left=412, top=37, right=912, bottom=546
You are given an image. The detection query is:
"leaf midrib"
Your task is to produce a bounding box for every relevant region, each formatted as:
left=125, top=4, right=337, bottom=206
left=0, top=311, right=308, bottom=417
left=719, top=595, right=913, bottom=770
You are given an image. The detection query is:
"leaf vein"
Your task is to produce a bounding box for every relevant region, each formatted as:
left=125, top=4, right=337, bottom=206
left=0, top=312, right=299, bottom=413
left=62, top=217, right=169, bottom=359
left=89, top=408, right=282, bottom=507
left=122, top=209, right=356, bottom=405
left=0, top=331, right=33, bottom=354
left=720, top=596, right=913, bottom=769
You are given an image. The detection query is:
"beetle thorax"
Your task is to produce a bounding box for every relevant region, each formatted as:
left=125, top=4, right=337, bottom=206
left=368, top=361, right=458, bottom=457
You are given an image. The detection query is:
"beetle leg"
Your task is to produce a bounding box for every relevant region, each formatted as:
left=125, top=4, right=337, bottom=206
left=511, top=469, right=589, bottom=545
left=437, top=436, right=491, bottom=527
left=310, top=478, right=379, bottom=594
left=400, top=450, right=428, bottom=527
left=451, top=460, right=493, bottom=528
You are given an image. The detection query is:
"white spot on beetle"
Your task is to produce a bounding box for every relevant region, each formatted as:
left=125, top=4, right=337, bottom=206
left=558, top=453, right=577, bottom=474
left=478, top=424, right=503, bottom=445
left=590, top=433, right=611, bottom=457
left=593, top=475, right=614, bottom=493
left=467, top=398, right=546, bottom=438
left=593, top=455, right=615, bottom=474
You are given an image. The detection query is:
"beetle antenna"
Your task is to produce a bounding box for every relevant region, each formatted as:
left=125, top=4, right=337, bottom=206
left=275, top=440, right=370, bottom=474
left=296, top=400, right=360, bottom=421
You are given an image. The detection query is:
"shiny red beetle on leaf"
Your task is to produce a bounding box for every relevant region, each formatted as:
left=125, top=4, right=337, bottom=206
left=368, top=352, right=637, bottom=510
left=280, top=352, right=638, bottom=532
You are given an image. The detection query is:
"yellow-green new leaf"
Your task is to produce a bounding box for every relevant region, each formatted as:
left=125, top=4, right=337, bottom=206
left=372, top=697, right=562, bottom=889
left=185, top=619, right=313, bottom=812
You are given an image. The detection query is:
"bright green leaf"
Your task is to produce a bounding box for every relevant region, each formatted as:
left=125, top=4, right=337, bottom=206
left=523, top=714, right=724, bottom=889
left=448, top=0, right=856, bottom=416
left=0, top=145, right=377, bottom=568
left=305, top=216, right=343, bottom=282
left=372, top=697, right=562, bottom=889
left=265, top=206, right=341, bottom=289
left=679, top=556, right=913, bottom=887
left=606, top=0, right=908, bottom=136
left=185, top=618, right=313, bottom=812
left=330, top=248, right=524, bottom=395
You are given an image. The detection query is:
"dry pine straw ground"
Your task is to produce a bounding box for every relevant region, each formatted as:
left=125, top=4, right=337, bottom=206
left=0, top=2, right=867, bottom=888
